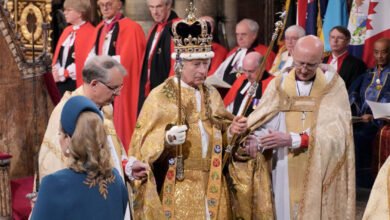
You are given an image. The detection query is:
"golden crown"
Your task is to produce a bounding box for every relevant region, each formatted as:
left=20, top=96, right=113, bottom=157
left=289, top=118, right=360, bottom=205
left=171, top=2, right=214, bottom=60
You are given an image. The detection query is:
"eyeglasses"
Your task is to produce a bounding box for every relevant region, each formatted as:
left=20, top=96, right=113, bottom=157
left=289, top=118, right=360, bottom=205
left=98, top=80, right=123, bottom=94
left=285, top=36, right=299, bottom=42
left=98, top=2, right=114, bottom=9
left=293, top=61, right=318, bottom=70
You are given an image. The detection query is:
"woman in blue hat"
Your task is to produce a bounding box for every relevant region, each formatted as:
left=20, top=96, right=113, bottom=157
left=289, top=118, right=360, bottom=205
left=31, top=96, right=128, bottom=220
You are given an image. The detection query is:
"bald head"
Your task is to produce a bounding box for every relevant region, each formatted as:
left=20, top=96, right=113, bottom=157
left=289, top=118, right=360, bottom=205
left=243, top=52, right=263, bottom=83
left=292, top=35, right=323, bottom=81
left=293, top=35, right=324, bottom=62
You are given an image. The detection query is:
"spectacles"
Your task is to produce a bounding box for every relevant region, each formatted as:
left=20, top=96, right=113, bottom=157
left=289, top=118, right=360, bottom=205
left=293, top=61, right=318, bottom=70
left=98, top=80, right=123, bottom=94
left=98, top=2, right=114, bottom=9
left=285, top=37, right=299, bottom=42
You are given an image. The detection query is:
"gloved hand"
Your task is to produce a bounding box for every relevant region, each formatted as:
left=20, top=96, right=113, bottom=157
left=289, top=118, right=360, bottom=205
left=165, top=125, right=188, bottom=145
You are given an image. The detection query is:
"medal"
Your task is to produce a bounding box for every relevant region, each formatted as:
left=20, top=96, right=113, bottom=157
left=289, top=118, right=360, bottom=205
left=252, top=98, right=259, bottom=109
left=375, top=78, right=382, bottom=90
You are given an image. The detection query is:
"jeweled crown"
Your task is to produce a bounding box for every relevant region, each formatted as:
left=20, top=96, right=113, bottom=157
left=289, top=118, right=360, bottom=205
left=171, top=2, right=214, bottom=60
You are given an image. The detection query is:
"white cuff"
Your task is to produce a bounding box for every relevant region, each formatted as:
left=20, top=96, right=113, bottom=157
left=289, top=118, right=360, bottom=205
left=58, top=68, right=66, bottom=82
left=66, top=63, right=76, bottom=80
left=124, top=156, right=138, bottom=181
left=112, top=55, right=121, bottom=63
left=290, top=132, right=301, bottom=149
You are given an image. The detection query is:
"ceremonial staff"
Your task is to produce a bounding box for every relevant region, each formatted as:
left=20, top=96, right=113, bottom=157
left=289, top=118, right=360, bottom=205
left=222, top=12, right=286, bottom=168
left=174, top=51, right=185, bottom=181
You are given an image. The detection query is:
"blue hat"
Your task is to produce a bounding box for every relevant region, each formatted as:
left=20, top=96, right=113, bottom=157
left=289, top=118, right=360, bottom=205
left=60, top=96, right=103, bottom=136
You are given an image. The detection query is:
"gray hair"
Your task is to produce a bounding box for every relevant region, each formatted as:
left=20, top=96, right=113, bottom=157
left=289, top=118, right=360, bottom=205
left=146, top=0, right=172, bottom=6
left=238, top=18, right=259, bottom=34
left=285, top=25, right=306, bottom=38
left=82, top=55, right=127, bottom=83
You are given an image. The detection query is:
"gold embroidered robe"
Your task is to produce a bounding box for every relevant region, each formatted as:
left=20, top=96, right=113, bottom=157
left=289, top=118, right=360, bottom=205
left=35, top=86, right=126, bottom=190
left=247, top=69, right=355, bottom=219
left=129, top=77, right=235, bottom=219
left=363, top=156, right=390, bottom=220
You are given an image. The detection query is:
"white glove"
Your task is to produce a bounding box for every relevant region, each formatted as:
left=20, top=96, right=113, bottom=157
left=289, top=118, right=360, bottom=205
left=165, top=125, right=188, bottom=145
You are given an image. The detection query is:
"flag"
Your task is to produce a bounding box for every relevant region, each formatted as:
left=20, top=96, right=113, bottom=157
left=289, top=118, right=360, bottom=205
left=305, top=0, right=319, bottom=35
left=362, top=0, right=390, bottom=68
left=319, top=0, right=329, bottom=20
left=279, top=0, right=297, bottom=44
left=297, top=0, right=308, bottom=28
left=347, top=0, right=369, bottom=59
left=321, top=0, right=348, bottom=51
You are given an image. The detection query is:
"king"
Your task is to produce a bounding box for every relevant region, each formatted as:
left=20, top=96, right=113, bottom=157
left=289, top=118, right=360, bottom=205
left=128, top=2, right=249, bottom=219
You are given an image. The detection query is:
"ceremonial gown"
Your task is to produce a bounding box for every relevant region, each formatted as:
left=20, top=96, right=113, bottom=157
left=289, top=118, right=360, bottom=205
left=52, top=22, right=95, bottom=90
left=129, top=77, right=235, bottom=219
left=213, top=42, right=276, bottom=86
left=208, top=42, right=228, bottom=76
left=349, top=64, right=390, bottom=186
left=223, top=73, right=273, bottom=116
left=138, top=11, right=179, bottom=113
left=269, top=46, right=293, bottom=76
left=247, top=68, right=355, bottom=219
left=92, top=15, right=146, bottom=150
left=37, top=86, right=127, bottom=186
left=323, top=52, right=366, bottom=89
left=363, top=156, right=390, bottom=220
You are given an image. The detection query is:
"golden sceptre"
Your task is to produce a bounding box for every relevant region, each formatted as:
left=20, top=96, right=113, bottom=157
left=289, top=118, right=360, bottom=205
left=174, top=51, right=185, bottom=181
left=222, top=12, right=286, bottom=168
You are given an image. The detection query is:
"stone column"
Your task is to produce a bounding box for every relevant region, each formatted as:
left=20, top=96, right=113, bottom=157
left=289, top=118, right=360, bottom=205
left=124, top=0, right=153, bottom=35
left=0, top=154, right=12, bottom=219
left=223, top=0, right=237, bottom=49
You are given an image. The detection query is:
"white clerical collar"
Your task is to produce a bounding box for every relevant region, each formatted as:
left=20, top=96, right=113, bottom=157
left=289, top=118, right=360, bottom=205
left=72, top=21, right=86, bottom=31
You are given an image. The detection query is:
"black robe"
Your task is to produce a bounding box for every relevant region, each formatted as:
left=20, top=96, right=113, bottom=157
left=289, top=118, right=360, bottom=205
left=137, top=11, right=179, bottom=114
left=323, top=54, right=366, bottom=89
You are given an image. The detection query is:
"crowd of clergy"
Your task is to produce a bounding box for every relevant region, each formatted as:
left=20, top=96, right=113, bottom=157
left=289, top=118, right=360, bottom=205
left=29, top=0, right=390, bottom=219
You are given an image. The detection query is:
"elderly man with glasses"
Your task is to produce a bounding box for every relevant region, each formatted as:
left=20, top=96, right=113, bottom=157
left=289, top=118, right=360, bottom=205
left=34, top=56, right=149, bottom=218
left=87, top=0, right=146, bottom=150
left=241, top=35, right=355, bottom=219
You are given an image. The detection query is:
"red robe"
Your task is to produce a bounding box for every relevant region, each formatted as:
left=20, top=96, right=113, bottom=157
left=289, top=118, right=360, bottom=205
left=52, top=22, right=95, bottom=87
left=223, top=74, right=274, bottom=107
left=227, top=44, right=276, bottom=72
left=93, top=18, right=146, bottom=151
left=208, top=42, right=228, bottom=76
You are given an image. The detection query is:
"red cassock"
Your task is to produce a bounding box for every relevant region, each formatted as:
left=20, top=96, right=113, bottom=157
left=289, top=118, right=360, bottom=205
left=52, top=22, right=95, bottom=87
left=226, top=44, right=276, bottom=72
left=93, top=18, right=146, bottom=151
left=223, top=74, right=274, bottom=107
left=208, top=42, right=228, bottom=76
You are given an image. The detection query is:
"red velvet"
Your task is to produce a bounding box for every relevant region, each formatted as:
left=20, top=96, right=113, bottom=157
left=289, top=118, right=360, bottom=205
left=43, top=73, right=61, bottom=105
left=11, top=176, right=34, bottom=220
left=0, top=153, right=12, bottom=160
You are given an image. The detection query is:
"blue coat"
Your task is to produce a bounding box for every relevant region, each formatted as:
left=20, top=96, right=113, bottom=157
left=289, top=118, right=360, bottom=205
left=31, top=168, right=128, bottom=220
